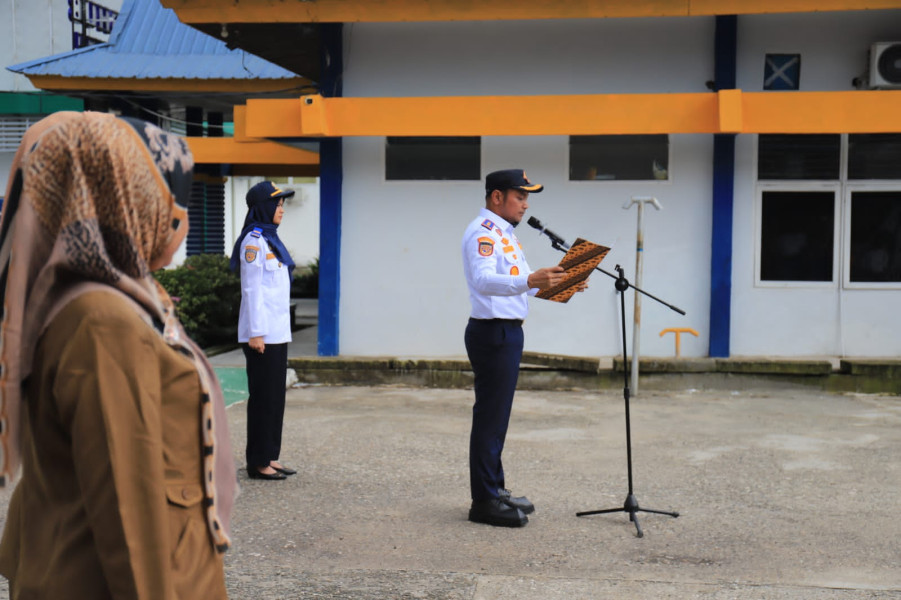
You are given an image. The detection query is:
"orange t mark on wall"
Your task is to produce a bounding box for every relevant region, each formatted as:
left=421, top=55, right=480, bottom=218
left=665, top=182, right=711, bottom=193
left=659, top=327, right=699, bottom=358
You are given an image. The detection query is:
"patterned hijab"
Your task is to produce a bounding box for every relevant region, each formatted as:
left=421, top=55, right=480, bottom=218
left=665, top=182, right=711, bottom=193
left=0, top=111, right=236, bottom=551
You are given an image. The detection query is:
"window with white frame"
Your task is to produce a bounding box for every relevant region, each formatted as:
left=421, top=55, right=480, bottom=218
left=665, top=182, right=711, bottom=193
left=758, top=134, right=839, bottom=180
left=848, top=134, right=901, bottom=180
left=757, top=134, right=901, bottom=286
left=569, top=135, right=669, bottom=181
left=759, top=190, right=836, bottom=282
left=847, top=190, right=901, bottom=283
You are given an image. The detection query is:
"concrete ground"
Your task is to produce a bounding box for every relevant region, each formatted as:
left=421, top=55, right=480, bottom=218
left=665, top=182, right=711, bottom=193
left=215, top=383, right=900, bottom=599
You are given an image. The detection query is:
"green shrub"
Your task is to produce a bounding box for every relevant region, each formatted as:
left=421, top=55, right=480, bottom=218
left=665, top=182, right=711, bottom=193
left=154, top=254, right=241, bottom=348
left=291, top=257, right=319, bottom=298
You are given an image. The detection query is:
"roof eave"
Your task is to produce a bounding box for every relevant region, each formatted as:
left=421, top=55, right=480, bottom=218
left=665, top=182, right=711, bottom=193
left=22, top=75, right=312, bottom=94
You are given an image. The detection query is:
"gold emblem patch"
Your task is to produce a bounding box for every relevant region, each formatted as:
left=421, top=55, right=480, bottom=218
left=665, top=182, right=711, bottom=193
left=244, top=245, right=259, bottom=263
left=478, top=237, right=495, bottom=257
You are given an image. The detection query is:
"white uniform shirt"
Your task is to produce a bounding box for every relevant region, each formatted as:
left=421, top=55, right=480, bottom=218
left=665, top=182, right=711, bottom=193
left=461, top=208, right=538, bottom=320
left=238, top=228, right=292, bottom=344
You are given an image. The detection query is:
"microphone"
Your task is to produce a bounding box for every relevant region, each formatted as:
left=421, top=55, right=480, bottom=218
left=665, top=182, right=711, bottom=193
left=527, top=216, right=567, bottom=247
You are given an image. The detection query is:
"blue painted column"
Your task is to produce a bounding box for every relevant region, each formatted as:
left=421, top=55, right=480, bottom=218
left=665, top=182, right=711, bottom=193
left=709, top=15, right=737, bottom=358
left=318, top=24, right=343, bottom=356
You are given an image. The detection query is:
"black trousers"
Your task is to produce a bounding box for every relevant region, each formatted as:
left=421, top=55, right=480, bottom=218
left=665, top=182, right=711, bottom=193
left=243, top=342, right=288, bottom=468
left=464, top=318, right=524, bottom=502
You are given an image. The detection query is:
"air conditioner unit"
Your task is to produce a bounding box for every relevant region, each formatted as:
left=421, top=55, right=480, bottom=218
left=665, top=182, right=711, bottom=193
left=869, top=42, right=901, bottom=88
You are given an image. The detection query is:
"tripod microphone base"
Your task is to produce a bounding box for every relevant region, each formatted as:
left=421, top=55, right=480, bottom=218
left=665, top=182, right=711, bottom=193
left=577, top=494, right=679, bottom=538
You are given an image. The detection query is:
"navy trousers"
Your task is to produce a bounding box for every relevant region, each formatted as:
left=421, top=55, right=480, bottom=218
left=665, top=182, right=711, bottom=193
left=243, top=342, right=288, bottom=468
left=464, top=318, right=524, bottom=502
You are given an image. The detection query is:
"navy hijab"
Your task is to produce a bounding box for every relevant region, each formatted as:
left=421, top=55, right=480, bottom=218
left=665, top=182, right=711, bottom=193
left=229, top=182, right=296, bottom=278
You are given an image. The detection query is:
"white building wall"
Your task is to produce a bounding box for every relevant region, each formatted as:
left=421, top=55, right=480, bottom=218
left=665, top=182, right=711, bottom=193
left=338, top=10, right=901, bottom=359
left=1, top=0, right=124, bottom=195
left=730, top=10, right=901, bottom=357
left=0, top=0, right=84, bottom=93
left=340, top=17, right=715, bottom=358
left=2, top=1, right=75, bottom=195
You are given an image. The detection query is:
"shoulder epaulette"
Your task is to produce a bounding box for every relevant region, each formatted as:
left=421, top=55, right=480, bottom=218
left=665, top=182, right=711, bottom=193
left=250, top=227, right=262, bottom=238
left=480, top=219, right=496, bottom=231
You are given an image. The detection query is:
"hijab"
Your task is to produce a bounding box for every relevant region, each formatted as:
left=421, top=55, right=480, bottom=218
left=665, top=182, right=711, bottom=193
left=228, top=184, right=296, bottom=278
left=0, top=111, right=236, bottom=552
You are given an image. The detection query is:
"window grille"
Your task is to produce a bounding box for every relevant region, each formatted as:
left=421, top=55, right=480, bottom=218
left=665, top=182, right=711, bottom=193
left=187, top=181, right=226, bottom=256
left=385, top=137, right=481, bottom=181
left=569, top=135, right=669, bottom=181
left=0, top=116, right=42, bottom=152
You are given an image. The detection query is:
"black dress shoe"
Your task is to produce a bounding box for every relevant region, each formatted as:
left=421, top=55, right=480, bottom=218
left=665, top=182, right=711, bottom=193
left=247, top=467, right=287, bottom=480
left=469, top=498, right=528, bottom=527
left=498, top=488, right=535, bottom=515
left=273, top=465, right=297, bottom=476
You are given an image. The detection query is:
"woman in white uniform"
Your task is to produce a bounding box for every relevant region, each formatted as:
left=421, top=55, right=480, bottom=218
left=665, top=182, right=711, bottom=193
left=229, top=181, right=296, bottom=480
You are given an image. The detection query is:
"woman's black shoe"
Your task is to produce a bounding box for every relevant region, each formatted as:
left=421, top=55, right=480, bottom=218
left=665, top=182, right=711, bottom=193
left=247, top=467, right=287, bottom=480
left=273, top=465, right=297, bottom=475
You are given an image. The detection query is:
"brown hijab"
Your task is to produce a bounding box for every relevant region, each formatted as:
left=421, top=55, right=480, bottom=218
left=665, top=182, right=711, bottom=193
left=0, top=111, right=236, bottom=551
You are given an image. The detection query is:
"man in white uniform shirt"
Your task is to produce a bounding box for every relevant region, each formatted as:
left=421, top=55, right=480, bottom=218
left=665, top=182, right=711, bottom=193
left=461, top=169, right=568, bottom=528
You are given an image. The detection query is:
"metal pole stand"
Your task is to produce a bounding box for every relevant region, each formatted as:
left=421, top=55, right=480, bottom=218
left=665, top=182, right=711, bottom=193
left=623, top=196, right=662, bottom=394
left=576, top=265, right=679, bottom=537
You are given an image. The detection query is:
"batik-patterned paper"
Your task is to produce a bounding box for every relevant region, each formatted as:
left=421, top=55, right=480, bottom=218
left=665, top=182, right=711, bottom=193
left=536, top=238, right=610, bottom=303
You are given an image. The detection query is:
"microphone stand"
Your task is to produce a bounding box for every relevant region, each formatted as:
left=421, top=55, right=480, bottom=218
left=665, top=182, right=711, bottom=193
left=531, top=223, right=680, bottom=537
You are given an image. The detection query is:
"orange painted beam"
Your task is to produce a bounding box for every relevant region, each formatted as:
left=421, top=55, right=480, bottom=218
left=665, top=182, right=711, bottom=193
left=691, top=0, right=901, bottom=15
left=742, top=91, right=901, bottom=133
left=247, top=94, right=720, bottom=136
left=245, top=91, right=901, bottom=137
left=161, top=0, right=901, bottom=23
left=25, top=75, right=310, bottom=94
left=718, top=89, right=743, bottom=134
left=187, top=105, right=320, bottom=169
left=186, top=137, right=319, bottom=166
left=231, top=164, right=319, bottom=177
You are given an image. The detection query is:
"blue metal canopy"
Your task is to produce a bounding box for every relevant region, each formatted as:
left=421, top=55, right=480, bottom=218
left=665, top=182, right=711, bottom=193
left=7, top=0, right=301, bottom=81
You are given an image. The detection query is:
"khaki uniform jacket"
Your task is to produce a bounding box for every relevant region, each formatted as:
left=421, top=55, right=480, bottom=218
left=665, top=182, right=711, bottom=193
left=0, top=291, right=227, bottom=599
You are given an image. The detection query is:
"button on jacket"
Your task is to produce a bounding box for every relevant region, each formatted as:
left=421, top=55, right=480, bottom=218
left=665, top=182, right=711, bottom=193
left=238, top=229, right=292, bottom=344
left=461, top=208, right=538, bottom=320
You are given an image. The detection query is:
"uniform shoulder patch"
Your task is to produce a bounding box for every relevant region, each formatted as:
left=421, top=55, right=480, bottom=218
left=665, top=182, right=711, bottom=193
left=480, top=219, right=496, bottom=231
left=244, top=245, right=260, bottom=263
left=250, top=227, right=262, bottom=239
left=477, top=236, right=495, bottom=257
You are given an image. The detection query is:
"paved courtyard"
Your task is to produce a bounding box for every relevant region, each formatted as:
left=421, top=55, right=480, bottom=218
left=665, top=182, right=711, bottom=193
left=1, top=383, right=899, bottom=599
left=221, top=384, right=900, bottom=599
